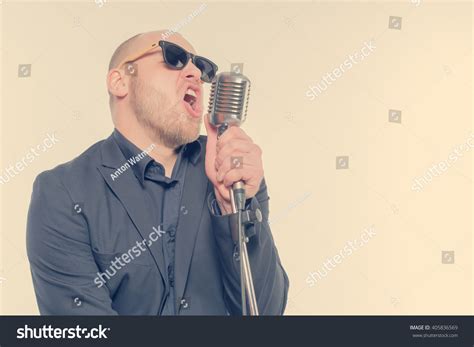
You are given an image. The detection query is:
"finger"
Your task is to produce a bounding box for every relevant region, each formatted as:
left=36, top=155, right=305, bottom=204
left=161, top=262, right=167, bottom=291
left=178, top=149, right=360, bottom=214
left=216, top=183, right=231, bottom=202
left=222, top=167, right=259, bottom=188
left=216, top=140, right=254, bottom=167
left=204, top=113, right=218, bottom=149
left=216, top=151, right=250, bottom=182
left=217, top=126, right=252, bottom=150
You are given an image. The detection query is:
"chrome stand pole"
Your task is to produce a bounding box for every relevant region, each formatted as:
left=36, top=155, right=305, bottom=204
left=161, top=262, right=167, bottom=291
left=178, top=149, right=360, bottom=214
left=230, top=183, right=259, bottom=316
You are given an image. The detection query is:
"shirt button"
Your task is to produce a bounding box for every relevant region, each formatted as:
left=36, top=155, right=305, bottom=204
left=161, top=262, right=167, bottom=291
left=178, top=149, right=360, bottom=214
left=169, top=227, right=176, bottom=237
left=233, top=245, right=240, bottom=261
left=180, top=298, right=189, bottom=309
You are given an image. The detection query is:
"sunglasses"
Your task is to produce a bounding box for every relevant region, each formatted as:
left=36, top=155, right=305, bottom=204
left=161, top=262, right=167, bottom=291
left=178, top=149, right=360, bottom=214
left=116, top=40, right=218, bottom=83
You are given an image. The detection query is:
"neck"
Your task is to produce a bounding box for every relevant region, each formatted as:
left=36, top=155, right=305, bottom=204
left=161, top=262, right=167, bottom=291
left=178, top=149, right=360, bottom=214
left=115, top=120, right=178, bottom=177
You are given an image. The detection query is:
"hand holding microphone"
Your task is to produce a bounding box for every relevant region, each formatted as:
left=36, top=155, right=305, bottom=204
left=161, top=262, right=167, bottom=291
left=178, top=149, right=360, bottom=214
left=204, top=72, right=264, bottom=215
left=204, top=118, right=264, bottom=214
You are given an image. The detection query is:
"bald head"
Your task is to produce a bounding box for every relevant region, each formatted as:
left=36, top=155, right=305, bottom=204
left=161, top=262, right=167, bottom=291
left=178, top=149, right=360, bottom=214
left=108, top=33, right=141, bottom=72
left=108, top=30, right=195, bottom=72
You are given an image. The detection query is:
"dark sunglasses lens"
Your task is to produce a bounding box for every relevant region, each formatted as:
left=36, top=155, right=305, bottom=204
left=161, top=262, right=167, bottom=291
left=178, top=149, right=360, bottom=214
left=164, top=44, right=189, bottom=69
left=195, top=57, right=217, bottom=82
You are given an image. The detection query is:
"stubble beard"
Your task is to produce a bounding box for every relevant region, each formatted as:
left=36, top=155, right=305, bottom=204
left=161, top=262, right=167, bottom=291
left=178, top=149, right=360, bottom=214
left=129, top=77, right=202, bottom=149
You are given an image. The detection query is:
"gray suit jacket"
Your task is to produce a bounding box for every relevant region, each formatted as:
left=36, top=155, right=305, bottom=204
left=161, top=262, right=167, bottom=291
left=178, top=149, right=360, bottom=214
left=26, top=133, right=289, bottom=315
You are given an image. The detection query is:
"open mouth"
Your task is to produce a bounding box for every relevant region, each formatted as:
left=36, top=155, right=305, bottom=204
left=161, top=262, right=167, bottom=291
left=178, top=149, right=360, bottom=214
left=182, top=86, right=201, bottom=118
left=183, top=88, right=197, bottom=110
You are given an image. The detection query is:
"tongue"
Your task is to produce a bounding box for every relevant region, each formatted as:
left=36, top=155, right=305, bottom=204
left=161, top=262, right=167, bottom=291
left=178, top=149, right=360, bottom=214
left=184, top=94, right=195, bottom=105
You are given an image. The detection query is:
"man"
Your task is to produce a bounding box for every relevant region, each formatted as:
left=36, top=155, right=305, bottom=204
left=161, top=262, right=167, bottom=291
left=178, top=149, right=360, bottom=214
left=26, top=30, right=289, bottom=315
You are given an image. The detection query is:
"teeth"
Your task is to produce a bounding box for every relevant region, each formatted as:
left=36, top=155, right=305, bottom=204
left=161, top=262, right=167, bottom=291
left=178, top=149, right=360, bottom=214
left=186, top=88, right=197, bottom=97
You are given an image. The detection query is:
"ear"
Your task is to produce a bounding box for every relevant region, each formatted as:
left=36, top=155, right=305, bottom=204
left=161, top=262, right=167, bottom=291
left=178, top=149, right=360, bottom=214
left=106, top=68, right=129, bottom=99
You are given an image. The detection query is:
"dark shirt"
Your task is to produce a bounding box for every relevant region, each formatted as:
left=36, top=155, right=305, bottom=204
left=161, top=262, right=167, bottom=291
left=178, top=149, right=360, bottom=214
left=113, top=129, right=201, bottom=315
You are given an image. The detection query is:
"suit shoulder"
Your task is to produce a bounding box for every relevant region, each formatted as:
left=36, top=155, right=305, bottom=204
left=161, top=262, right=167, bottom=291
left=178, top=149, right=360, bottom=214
left=33, top=138, right=105, bottom=187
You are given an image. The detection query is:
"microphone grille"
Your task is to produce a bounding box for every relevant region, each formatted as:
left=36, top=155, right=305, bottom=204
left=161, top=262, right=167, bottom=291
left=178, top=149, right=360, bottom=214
left=208, top=72, right=251, bottom=127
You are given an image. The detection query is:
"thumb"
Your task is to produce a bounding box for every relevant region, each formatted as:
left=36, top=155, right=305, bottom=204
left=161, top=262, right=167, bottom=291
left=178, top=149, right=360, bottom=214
left=204, top=113, right=217, bottom=150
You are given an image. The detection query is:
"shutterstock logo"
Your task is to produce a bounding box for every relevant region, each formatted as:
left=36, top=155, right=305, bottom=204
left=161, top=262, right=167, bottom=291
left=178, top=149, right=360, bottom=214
left=306, top=40, right=376, bottom=101
left=17, top=324, right=110, bottom=339
left=0, top=132, right=60, bottom=185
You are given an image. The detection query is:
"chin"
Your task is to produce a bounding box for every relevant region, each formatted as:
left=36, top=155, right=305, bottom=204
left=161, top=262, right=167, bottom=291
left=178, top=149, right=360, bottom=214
left=184, top=114, right=202, bottom=135
left=184, top=129, right=201, bottom=144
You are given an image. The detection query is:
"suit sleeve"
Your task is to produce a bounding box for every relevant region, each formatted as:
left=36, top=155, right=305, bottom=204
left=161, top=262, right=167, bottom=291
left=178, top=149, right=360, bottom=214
left=26, top=171, right=118, bottom=315
left=208, top=178, right=289, bottom=315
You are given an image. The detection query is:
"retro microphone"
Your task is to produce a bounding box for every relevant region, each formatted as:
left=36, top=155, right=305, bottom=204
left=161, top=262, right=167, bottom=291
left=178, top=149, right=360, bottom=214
left=207, top=71, right=250, bottom=211
left=207, top=71, right=258, bottom=315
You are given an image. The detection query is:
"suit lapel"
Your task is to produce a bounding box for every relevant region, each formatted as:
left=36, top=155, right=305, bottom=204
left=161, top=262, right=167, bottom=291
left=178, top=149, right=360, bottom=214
left=174, top=139, right=210, bottom=308
left=97, top=134, right=167, bottom=285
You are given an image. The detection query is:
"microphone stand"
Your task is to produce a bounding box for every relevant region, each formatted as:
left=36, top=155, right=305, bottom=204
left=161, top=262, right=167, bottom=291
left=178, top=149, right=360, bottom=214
left=230, top=179, right=259, bottom=316
left=218, top=124, right=259, bottom=316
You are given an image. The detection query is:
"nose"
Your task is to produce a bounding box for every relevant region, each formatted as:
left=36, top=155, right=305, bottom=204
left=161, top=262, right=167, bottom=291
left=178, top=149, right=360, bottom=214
left=182, top=58, right=202, bottom=83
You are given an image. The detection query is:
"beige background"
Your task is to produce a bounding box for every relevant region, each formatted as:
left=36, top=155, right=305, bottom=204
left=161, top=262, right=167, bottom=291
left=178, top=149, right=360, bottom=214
left=0, top=0, right=472, bottom=315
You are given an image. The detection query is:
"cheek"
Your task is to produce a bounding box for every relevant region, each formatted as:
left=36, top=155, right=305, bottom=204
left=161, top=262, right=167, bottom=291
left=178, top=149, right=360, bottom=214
left=142, top=67, right=182, bottom=106
left=152, top=83, right=176, bottom=106
left=147, top=69, right=175, bottom=94
left=163, top=81, right=180, bottom=103
left=157, top=71, right=180, bottom=94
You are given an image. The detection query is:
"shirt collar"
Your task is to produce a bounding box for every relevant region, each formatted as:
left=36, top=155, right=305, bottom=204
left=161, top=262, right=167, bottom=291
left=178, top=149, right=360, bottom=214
left=112, top=129, right=202, bottom=185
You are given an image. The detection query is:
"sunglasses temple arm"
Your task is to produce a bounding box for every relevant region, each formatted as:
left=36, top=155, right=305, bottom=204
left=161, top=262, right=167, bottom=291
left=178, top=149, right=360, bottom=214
left=115, top=44, right=159, bottom=69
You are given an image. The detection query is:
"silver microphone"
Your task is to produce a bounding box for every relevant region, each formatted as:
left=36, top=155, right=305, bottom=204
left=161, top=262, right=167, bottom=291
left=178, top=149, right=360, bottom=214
left=207, top=71, right=251, bottom=211
left=207, top=71, right=259, bottom=316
